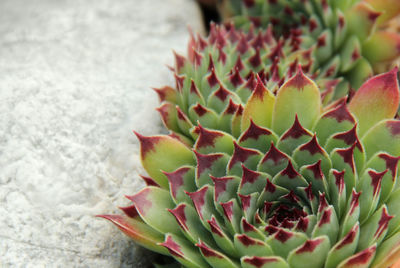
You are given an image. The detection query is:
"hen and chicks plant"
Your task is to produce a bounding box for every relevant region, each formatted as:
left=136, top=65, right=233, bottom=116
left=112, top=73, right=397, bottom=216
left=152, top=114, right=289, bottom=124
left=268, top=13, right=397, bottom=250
left=99, top=0, right=400, bottom=267
left=101, top=68, right=400, bottom=268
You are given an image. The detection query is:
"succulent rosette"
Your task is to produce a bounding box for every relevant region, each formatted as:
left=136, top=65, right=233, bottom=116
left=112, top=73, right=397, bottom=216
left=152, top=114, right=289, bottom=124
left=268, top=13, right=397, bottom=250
left=157, top=24, right=352, bottom=142
left=100, top=68, right=400, bottom=267
left=217, top=0, right=400, bottom=91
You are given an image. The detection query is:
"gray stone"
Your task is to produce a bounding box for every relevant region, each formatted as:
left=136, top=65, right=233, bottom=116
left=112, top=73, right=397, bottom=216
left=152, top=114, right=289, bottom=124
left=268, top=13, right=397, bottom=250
left=0, top=0, right=204, bottom=267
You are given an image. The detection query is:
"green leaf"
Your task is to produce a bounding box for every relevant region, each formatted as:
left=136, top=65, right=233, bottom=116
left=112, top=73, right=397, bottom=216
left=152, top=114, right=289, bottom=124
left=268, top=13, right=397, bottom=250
left=241, top=75, right=275, bottom=131
left=207, top=216, right=239, bottom=258
left=362, top=120, right=400, bottom=159
left=188, top=103, right=219, bottom=130
left=287, top=236, right=331, bottom=268
left=272, top=67, right=322, bottom=135
left=312, top=206, right=339, bottom=245
left=349, top=69, right=399, bottom=137
left=127, top=187, right=181, bottom=235
left=168, top=203, right=215, bottom=246
left=272, top=161, right=308, bottom=192
left=371, top=231, right=400, bottom=268
left=363, top=31, right=400, bottom=64
left=325, top=224, right=360, bottom=268
left=356, top=169, right=387, bottom=223
left=194, top=125, right=235, bottom=154
left=136, top=133, right=195, bottom=188
left=238, top=120, right=278, bottom=153
left=337, top=244, right=376, bottom=268
left=313, top=99, right=356, bottom=146
left=241, top=256, right=289, bottom=268
left=277, top=115, right=313, bottom=155
left=227, top=142, right=262, bottom=177
left=160, top=234, right=211, bottom=268
left=357, top=205, right=392, bottom=251
left=293, top=135, right=332, bottom=178
left=258, top=143, right=291, bottom=177
left=195, top=151, right=230, bottom=187
left=385, top=189, right=400, bottom=236
left=196, top=240, right=239, bottom=268
left=339, top=36, right=361, bottom=72
left=98, top=214, right=168, bottom=255
left=345, top=2, right=380, bottom=42
left=267, top=229, right=308, bottom=258
left=234, top=233, right=273, bottom=257
left=164, top=166, right=196, bottom=204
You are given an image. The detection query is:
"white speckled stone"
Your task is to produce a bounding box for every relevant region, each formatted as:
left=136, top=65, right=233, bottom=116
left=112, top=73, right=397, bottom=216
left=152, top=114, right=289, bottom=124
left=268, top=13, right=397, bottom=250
left=0, top=1, right=204, bottom=267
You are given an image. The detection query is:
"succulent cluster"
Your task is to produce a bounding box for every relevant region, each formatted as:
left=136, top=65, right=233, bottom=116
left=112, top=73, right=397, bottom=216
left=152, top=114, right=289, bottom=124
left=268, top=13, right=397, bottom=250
left=218, top=0, right=400, bottom=90
left=157, top=24, right=346, bottom=142
left=100, top=69, right=400, bottom=267
left=99, top=0, right=400, bottom=266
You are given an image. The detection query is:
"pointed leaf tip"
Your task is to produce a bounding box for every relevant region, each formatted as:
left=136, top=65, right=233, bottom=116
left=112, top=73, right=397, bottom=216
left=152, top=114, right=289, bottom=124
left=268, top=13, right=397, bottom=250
left=97, top=214, right=168, bottom=255
left=241, top=76, right=275, bottom=131
left=173, top=50, right=187, bottom=73
left=285, top=64, right=312, bottom=91
left=135, top=133, right=194, bottom=188
left=272, top=69, right=321, bottom=135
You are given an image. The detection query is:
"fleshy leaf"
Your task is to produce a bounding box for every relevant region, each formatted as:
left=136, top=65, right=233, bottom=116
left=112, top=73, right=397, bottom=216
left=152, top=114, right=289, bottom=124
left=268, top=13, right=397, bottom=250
left=187, top=185, right=218, bottom=224
left=195, top=151, right=230, bottom=187
left=153, top=85, right=177, bottom=103
left=194, top=125, right=235, bottom=154
left=160, top=234, right=210, bottom=268
left=207, top=216, right=239, bottom=257
left=238, top=120, right=278, bottom=153
left=325, top=224, right=360, bottom=268
left=341, top=190, right=361, bottom=238
left=349, top=68, right=399, bottom=136
left=169, top=203, right=216, bottom=247
left=188, top=103, right=219, bottom=130
left=135, top=133, right=195, bottom=188
left=314, top=99, right=356, bottom=146
left=287, top=236, right=330, bottom=268
left=337, top=244, right=376, bottom=268
left=157, top=103, right=180, bottom=133
left=276, top=115, right=313, bottom=155
left=227, top=142, right=262, bottom=177
left=164, top=167, right=196, bottom=204
left=258, top=142, right=291, bottom=177
left=234, top=233, right=273, bottom=257
left=356, top=169, right=387, bottom=222
left=127, top=187, right=181, bottom=235
left=327, top=170, right=347, bottom=219
left=272, top=161, right=308, bottom=192
left=371, top=231, right=400, bottom=268
left=241, top=256, right=289, bottom=268
left=367, top=153, right=399, bottom=205
left=272, top=66, right=322, bottom=135
left=312, top=206, right=339, bottom=244
left=362, top=120, right=400, bottom=159
left=196, top=240, right=239, bottom=268
left=385, top=189, right=400, bottom=236
left=345, top=2, right=381, bottom=42
left=97, top=214, right=168, bottom=255
left=366, top=0, right=400, bottom=24
left=266, top=229, right=308, bottom=258
left=293, top=135, right=332, bottom=178
left=357, top=205, right=393, bottom=251
left=241, top=75, right=275, bottom=131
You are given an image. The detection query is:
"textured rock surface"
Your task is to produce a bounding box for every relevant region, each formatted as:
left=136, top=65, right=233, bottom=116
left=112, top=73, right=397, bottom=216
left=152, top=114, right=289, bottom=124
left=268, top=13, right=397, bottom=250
left=0, top=0, right=204, bottom=267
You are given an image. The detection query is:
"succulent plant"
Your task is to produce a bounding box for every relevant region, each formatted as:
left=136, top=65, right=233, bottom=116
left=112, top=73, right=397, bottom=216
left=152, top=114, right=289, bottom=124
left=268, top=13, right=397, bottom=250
left=217, top=0, right=400, bottom=90
left=100, top=68, right=400, bottom=268
left=156, top=24, right=350, bottom=142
